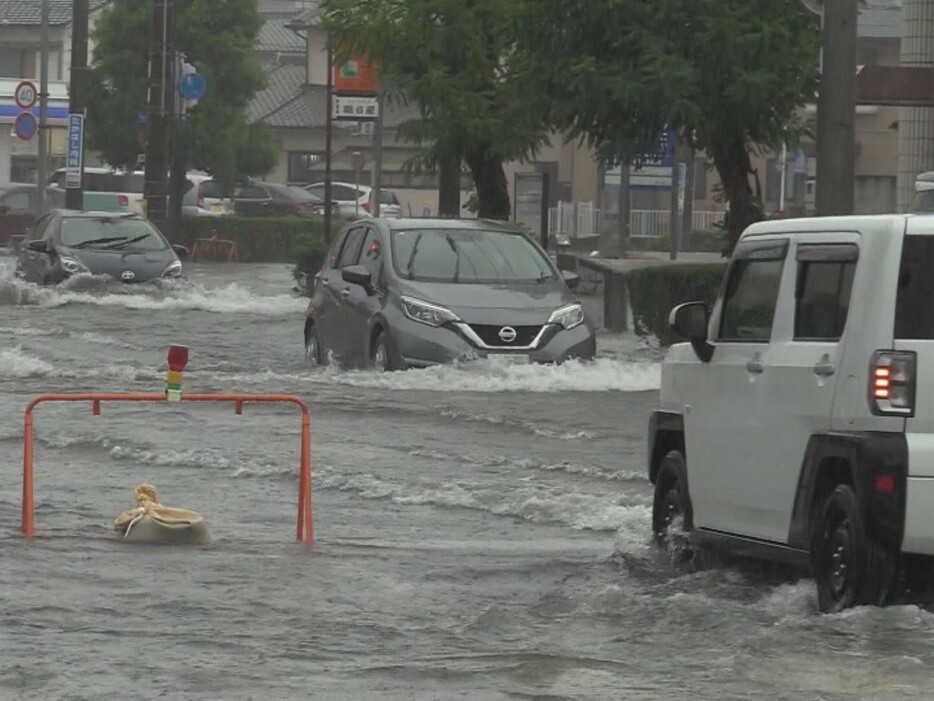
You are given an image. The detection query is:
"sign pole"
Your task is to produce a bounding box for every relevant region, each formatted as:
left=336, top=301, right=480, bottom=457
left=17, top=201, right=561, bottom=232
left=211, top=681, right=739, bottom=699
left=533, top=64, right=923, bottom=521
left=65, top=0, right=88, bottom=210
left=37, top=0, right=49, bottom=210
left=324, top=37, right=334, bottom=242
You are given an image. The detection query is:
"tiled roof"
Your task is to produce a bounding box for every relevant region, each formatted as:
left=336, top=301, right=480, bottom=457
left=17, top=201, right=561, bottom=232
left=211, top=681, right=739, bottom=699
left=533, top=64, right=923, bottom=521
left=256, top=17, right=306, bottom=54
left=247, top=62, right=306, bottom=123
left=859, top=0, right=901, bottom=40
left=0, top=0, right=106, bottom=26
left=250, top=68, right=422, bottom=130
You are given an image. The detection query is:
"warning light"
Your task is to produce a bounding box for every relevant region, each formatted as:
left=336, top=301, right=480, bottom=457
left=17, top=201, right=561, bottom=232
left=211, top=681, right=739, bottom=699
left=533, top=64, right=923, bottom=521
left=166, top=344, right=188, bottom=402
left=167, top=344, right=189, bottom=372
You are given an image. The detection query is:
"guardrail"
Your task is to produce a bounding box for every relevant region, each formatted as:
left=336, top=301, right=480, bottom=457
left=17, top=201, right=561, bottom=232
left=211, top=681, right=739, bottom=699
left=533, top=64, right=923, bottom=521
left=22, top=392, right=313, bottom=545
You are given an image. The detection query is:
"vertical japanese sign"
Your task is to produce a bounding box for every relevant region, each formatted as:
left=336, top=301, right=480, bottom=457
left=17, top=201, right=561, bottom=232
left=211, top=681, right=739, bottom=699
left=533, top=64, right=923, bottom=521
left=66, top=114, right=85, bottom=189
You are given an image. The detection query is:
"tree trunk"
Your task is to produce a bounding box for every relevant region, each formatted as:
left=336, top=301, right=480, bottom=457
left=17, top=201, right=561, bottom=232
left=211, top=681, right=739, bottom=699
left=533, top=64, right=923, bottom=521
left=438, top=150, right=461, bottom=217
left=714, top=141, right=764, bottom=255
left=465, top=149, right=510, bottom=220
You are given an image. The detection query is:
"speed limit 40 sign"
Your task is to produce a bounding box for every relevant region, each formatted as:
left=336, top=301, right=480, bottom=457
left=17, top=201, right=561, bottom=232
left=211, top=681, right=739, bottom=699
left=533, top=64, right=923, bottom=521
left=14, top=80, right=37, bottom=110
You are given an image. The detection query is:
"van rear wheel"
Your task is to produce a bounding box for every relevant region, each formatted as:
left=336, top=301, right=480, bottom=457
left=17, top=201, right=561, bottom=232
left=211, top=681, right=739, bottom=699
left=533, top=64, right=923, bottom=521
left=811, top=484, right=896, bottom=613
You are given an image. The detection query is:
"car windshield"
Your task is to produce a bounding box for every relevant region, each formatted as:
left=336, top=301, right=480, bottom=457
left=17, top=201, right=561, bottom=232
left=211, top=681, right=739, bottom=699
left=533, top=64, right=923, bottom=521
left=391, top=228, right=556, bottom=284
left=60, top=216, right=168, bottom=251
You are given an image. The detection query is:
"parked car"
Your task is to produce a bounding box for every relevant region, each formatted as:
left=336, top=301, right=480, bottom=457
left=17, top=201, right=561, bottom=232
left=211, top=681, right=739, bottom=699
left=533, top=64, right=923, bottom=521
left=0, top=183, right=54, bottom=248
left=186, top=173, right=233, bottom=214
left=304, top=181, right=402, bottom=218
left=48, top=167, right=145, bottom=214
left=233, top=181, right=332, bottom=217
left=14, top=209, right=187, bottom=285
left=303, top=217, right=595, bottom=369
left=649, top=212, right=934, bottom=613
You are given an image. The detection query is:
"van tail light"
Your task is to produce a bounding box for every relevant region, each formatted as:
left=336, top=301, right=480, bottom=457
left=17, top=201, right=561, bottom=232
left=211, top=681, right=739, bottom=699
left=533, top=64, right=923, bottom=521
left=870, top=350, right=917, bottom=417
left=118, top=195, right=129, bottom=207
left=197, top=183, right=204, bottom=207
left=362, top=200, right=371, bottom=213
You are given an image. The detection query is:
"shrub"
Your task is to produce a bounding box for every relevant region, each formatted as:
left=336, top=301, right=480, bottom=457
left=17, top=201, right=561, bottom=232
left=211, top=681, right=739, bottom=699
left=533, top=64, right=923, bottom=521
left=627, top=229, right=726, bottom=254
left=172, top=216, right=339, bottom=264
left=626, top=263, right=728, bottom=345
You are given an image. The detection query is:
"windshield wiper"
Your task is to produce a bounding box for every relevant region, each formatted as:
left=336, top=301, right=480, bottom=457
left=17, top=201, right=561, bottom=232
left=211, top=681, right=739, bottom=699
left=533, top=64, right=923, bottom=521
left=445, top=233, right=461, bottom=282
left=72, top=236, right=129, bottom=249
left=405, top=232, right=424, bottom=280
left=105, top=234, right=150, bottom=249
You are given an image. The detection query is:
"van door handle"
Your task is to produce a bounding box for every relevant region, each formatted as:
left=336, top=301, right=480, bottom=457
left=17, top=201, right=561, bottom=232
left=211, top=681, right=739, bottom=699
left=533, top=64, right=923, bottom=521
left=746, top=358, right=764, bottom=374
left=341, top=288, right=351, bottom=298
left=814, top=356, right=836, bottom=377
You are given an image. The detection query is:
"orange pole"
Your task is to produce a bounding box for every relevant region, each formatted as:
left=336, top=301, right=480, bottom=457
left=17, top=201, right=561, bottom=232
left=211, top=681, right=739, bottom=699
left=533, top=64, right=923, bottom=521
left=22, top=412, right=34, bottom=537
left=301, top=411, right=312, bottom=544
left=22, top=392, right=313, bottom=544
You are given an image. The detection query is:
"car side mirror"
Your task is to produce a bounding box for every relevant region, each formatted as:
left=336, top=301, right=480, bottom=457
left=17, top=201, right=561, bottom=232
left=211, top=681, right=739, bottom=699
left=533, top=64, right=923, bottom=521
left=669, top=301, right=713, bottom=362
left=342, top=264, right=373, bottom=292
left=25, top=239, right=50, bottom=254
left=172, top=244, right=188, bottom=259
left=561, top=269, right=580, bottom=290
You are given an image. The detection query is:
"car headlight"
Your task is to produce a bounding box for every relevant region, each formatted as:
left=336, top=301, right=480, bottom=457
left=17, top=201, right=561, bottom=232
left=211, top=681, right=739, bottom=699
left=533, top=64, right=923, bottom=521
left=401, top=295, right=460, bottom=327
left=59, top=255, right=89, bottom=275
left=548, top=303, right=584, bottom=329
left=161, top=260, right=182, bottom=278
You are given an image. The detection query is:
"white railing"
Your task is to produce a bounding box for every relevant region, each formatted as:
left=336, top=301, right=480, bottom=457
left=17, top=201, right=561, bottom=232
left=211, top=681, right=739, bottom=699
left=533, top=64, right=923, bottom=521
left=629, top=209, right=726, bottom=238
left=548, top=201, right=602, bottom=239
left=548, top=204, right=726, bottom=239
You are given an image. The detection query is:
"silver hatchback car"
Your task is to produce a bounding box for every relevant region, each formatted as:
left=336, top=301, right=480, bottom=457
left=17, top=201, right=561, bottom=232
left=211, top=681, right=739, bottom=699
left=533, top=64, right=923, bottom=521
left=303, top=218, right=596, bottom=369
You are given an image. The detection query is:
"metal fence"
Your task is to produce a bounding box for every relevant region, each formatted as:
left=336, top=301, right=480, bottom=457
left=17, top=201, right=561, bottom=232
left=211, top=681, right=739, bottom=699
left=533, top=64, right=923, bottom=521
left=547, top=202, right=726, bottom=239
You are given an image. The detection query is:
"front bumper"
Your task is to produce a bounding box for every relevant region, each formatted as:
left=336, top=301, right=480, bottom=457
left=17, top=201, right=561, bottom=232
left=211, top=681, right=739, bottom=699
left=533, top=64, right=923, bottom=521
left=390, top=313, right=596, bottom=367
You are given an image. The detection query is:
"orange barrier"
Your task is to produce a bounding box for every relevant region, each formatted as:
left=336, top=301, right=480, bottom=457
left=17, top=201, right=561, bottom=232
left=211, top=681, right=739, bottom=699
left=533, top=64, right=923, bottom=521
left=22, top=392, right=312, bottom=545
left=190, top=237, right=239, bottom=263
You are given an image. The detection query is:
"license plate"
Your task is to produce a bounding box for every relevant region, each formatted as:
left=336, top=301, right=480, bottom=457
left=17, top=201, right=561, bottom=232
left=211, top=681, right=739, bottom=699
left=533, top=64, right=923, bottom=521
left=488, top=353, right=531, bottom=365
left=211, top=203, right=222, bottom=212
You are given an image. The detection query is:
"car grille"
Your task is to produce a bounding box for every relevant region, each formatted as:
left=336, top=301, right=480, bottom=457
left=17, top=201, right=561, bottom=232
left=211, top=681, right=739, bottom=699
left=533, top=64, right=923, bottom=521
left=468, top=324, right=542, bottom=347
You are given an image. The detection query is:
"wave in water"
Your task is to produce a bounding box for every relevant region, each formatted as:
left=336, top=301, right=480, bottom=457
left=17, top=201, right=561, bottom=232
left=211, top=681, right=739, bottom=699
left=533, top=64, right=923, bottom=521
left=315, top=465, right=650, bottom=533
left=0, top=266, right=305, bottom=315
left=0, top=347, right=149, bottom=382
left=196, top=358, right=661, bottom=394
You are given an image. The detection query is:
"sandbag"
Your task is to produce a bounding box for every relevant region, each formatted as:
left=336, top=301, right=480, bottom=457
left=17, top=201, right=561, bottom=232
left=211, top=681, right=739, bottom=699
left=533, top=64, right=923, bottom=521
left=113, top=483, right=211, bottom=544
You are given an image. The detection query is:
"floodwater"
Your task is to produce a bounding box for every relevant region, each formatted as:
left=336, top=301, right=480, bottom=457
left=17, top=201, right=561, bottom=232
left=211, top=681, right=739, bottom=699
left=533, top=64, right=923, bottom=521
left=1, top=260, right=934, bottom=701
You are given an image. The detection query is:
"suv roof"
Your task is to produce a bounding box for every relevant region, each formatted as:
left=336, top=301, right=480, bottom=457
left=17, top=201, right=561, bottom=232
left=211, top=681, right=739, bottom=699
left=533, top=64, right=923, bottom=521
left=379, top=217, right=521, bottom=232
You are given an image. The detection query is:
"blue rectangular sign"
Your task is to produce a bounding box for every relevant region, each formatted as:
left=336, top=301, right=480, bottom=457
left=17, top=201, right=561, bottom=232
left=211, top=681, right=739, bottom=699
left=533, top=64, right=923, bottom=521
left=66, top=113, right=84, bottom=189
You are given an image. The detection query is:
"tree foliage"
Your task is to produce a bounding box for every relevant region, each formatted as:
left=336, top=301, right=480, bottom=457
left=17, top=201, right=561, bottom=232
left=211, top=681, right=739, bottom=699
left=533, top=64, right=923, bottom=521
left=321, top=0, right=552, bottom=219
left=87, top=0, right=277, bottom=188
left=521, top=0, right=819, bottom=252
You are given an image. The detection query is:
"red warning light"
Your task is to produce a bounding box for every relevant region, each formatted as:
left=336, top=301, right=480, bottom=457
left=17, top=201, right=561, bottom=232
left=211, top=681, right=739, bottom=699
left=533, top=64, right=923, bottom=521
left=167, top=344, right=189, bottom=372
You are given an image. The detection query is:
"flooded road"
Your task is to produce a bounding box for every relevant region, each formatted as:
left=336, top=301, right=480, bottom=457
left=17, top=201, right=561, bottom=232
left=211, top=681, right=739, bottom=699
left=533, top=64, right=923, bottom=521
left=2, top=260, right=934, bottom=700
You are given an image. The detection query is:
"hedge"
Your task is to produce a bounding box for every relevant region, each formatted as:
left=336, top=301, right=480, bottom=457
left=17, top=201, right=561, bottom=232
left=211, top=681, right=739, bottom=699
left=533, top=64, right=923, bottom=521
left=627, top=229, right=726, bottom=254
left=172, top=215, right=339, bottom=265
left=626, top=263, right=728, bottom=346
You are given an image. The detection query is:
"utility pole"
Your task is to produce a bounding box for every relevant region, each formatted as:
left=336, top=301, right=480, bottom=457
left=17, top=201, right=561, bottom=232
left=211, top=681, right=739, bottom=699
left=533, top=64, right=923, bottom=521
left=144, top=0, right=174, bottom=230
left=37, top=0, right=49, bottom=211
left=324, top=38, right=334, bottom=242
left=370, top=89, right=384, bottom=217
left=816, top=0, right=857, bottom=216
left=65, top=0, right=89, bottom=210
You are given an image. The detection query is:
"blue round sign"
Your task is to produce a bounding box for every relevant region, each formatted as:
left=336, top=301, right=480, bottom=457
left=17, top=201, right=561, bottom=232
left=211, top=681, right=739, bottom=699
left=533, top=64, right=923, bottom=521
left=13, top=111, right=37, bottom=141
left=179, top=72, right=206, bottom=101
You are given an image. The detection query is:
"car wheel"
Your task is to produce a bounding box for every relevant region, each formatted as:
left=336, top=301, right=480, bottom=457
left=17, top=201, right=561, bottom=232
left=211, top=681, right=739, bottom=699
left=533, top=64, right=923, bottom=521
left=372, top=330, right=394, bottom=371
left=652, top=451, right=693, bottom=558
left=304, top=324, right=321, bottom=366
left=811, top=484, right=896, bottom=613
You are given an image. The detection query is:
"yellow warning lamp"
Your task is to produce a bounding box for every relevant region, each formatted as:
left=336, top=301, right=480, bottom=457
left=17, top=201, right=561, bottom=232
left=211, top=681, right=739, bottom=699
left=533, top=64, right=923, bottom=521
left=166, top=344, right=189, bottom=402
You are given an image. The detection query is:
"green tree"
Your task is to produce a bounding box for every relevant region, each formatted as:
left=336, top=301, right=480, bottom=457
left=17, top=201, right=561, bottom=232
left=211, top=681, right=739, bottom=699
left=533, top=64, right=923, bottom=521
left=522, top=0, right=819, bottom=252
left=322, top=0, right=551, bottom=219
left=87, top=0, right=276, bottom=187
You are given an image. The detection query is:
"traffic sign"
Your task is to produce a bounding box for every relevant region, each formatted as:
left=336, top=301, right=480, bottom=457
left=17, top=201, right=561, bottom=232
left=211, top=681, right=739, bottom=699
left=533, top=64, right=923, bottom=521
left=179, top=72, right=206, bottom=101
left=66, top=114, right=85, bottom=189
left=14, top=80, right=37, bottom=110
left=793, top=148, right=807, bottom=175
left=13, top=111, right=37, bottom=141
